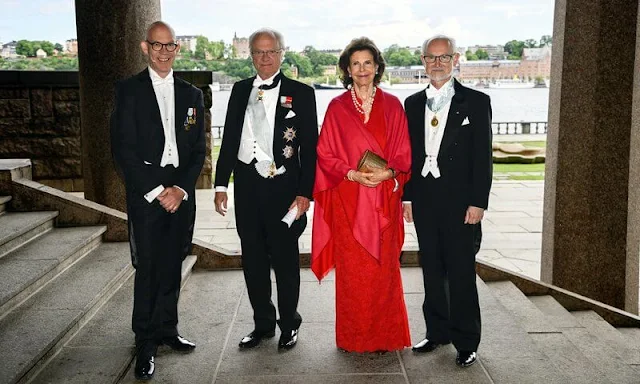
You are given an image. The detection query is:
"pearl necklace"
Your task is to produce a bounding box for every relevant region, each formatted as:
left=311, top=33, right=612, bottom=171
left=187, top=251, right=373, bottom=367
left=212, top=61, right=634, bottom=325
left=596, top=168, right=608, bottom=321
left=351, top=86, right=377, bottom=115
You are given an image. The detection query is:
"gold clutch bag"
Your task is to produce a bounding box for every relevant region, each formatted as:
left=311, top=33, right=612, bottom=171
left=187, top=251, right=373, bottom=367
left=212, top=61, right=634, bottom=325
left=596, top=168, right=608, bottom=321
left=357, top=150, right=388, bottom=172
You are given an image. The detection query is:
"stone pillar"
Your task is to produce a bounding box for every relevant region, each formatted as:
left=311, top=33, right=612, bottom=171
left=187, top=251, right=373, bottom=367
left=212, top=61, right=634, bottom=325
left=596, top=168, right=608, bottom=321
left=74, top=0, right=161, bottom=212
left=542, top=0, right=639, bottom=312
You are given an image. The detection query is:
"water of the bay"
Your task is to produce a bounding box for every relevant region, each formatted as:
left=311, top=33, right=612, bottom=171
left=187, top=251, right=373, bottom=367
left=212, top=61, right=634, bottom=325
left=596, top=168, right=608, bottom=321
left=210, top=86, right=549, bottom=126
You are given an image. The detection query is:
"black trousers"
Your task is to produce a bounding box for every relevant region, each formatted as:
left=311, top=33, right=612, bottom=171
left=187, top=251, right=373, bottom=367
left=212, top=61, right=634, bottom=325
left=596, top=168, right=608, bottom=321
left=412, top=174, right=481, bottom=352
left=233, top=161, right=305, bottom=333
left=127, top=166, right=194, bottom=354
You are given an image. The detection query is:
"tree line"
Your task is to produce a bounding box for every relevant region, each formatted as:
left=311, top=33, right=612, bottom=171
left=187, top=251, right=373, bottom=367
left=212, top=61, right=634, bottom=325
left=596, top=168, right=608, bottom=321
left=1, top=35, right=552, bottom=79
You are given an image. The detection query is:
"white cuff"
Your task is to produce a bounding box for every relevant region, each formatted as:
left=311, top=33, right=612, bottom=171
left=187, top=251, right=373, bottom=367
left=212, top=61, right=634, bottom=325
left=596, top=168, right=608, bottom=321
left=174, top=185, right=188, bottom=201
left=393, top=178, right=399, bottom=192
left=215, top=186, right=228, bottom=193
left=144, top=185, right=165, bottom=203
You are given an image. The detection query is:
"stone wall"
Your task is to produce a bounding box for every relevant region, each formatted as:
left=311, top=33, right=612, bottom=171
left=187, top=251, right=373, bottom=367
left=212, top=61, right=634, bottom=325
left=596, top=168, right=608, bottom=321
left=0, top=71, right=212, bottom=191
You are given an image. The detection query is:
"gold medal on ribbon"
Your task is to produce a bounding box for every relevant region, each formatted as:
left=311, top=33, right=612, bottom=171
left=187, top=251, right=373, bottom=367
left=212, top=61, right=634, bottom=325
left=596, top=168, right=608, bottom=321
left=257, top=89, right=265, bottom=102
left=430, top=116, right=439, bottom=127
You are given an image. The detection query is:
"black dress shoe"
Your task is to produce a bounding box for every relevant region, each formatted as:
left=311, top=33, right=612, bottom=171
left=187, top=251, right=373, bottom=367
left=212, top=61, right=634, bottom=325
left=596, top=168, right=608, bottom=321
left=456, top=350, right=478, bottom=367
left=411, top=338, right=451, bottom=353
left=134, top=355, right=155, bottom=381
left=238, top=330, right=276, bottom=349
left=278, top=328, right=298, bottom=350
left=162, top=335, right=196, bottom=352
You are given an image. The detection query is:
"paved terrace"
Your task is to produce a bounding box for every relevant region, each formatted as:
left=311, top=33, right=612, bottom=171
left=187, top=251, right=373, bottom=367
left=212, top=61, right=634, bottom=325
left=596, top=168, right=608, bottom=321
left=193, top=180, right=544, bottom=280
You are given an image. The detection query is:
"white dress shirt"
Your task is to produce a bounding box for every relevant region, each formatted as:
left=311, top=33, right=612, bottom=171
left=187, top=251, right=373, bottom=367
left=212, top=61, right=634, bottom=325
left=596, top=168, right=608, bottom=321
left=215, top=71, right=281, bottom=193
left=421, top=80, right=455, bottom=178
left=143, top=67, right=188, bottom=203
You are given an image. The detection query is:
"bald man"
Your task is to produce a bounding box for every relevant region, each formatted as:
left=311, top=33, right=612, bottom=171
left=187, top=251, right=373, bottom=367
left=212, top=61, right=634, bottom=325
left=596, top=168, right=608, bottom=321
left=110, top=21, right=205, bottom=380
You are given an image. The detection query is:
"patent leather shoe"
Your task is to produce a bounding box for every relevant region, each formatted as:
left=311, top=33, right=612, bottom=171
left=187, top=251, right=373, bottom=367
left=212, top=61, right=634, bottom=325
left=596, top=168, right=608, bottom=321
left=238, top=329, right=275, bottom=349
left=134, top=355, right=155, bottom=381
left=162, top=335, right=196, bottom=352
left=456, top=350, right=478, bottom=367
left=278, top=328, right=298, bottom=350
left=411, top=338, right=450, bottom=353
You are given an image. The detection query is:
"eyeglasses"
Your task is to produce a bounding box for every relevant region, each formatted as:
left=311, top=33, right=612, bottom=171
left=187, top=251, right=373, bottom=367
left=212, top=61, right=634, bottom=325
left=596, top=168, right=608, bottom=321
left=423, top=54, right=454, bottom=63
left=251, top=49, right=282, bottom=57
left=146, top=40, right=178, bottom=52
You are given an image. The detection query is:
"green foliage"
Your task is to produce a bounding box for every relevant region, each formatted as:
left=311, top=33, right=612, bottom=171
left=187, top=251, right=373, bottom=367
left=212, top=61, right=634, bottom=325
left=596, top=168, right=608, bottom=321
left=302, top=46, right=338, bottom=76
left=383, top=44, right=421, bottom=66
left=54, top=43, right=64, bottom=52
left=194, top=36, right=225, bottom=60
left=475, top=49, right=489, bottom=60
left=15, top=39, right=56, bottom=57
left=504, top=40, right=525, bottom=58
left=283, top=51, right=314, bottom=77
left=0, top=57, right=78, bottom=70
left=539, top=35, right=552, bottom=47
left=465, top=50, right=478, bottom=61
left=223, top=58, right=256, bottom=79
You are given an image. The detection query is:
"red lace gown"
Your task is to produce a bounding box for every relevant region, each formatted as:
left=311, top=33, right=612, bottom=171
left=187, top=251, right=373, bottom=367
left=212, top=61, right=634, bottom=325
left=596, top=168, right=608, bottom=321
left=314, top=92, right=411, bottom=352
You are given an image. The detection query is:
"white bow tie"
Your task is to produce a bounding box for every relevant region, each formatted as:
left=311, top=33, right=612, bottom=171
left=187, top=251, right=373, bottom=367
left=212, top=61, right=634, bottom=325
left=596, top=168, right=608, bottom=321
left=152, top=75, right=174, bottom=87
left=252, top=77, right=273, bottom=88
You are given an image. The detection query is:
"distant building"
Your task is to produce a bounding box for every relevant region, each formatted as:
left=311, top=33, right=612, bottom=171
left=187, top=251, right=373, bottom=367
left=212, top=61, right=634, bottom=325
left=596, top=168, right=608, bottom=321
left=321, top=65, right=337, bottom=76
left=386, top=65, right=427, bottom=83
left=519, top=46, right=552, bottom=80
left=467, top=45, right=507, bottom=60
left=459, top=59, right=520, bottom=80
left=36, top=48, right=47, bottom=58
left=176, top=35, right=198, bottom=53
left=232, top=32, right=250, bottom=59
left=65, top=39, right=78, bottom=55
left=1, top=41, right=18, bottom=58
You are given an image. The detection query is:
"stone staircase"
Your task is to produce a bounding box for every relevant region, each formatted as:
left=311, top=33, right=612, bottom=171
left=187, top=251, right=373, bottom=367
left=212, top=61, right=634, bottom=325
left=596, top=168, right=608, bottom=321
left=0, top=195, right=197, bottom=384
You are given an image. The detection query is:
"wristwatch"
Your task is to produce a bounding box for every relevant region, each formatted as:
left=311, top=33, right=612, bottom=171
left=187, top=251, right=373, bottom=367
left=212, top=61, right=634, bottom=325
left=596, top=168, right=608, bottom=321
left=388, top=168, right=396, bottom=178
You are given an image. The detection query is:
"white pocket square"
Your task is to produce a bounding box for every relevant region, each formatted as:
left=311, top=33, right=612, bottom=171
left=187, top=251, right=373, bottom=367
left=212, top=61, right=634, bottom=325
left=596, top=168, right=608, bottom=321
left=285, top=110, right=296, bottom=119
left=462, top=117, right=470, bottom=126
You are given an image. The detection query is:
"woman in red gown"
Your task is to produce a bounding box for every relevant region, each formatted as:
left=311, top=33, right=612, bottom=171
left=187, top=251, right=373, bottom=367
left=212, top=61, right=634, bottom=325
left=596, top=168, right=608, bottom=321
left=312, top=37, right=412, bottom=352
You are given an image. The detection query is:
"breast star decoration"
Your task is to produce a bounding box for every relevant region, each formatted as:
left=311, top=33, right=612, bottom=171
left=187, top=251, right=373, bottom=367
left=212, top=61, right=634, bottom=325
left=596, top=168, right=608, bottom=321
left=283, top=127, right=297, bottom=142
left=282, top=145, right=294, bottom=159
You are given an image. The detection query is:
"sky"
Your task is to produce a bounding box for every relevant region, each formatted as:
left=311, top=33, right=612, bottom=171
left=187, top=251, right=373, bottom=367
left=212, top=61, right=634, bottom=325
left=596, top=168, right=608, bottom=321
left=0, top=0, right=555, bottom=51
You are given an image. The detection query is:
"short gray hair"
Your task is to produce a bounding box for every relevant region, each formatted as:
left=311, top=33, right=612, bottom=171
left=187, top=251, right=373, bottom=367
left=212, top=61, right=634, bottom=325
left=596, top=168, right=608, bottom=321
left=421, top=34, right=457, bottom=55
left=145, top=21, right=176, bottom=41
left=249, top=28, right=285, bottom=52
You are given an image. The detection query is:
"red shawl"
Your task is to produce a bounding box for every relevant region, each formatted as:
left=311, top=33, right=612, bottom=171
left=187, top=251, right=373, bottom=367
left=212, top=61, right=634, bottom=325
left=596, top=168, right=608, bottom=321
left=311, top=89, right=412, bottom=281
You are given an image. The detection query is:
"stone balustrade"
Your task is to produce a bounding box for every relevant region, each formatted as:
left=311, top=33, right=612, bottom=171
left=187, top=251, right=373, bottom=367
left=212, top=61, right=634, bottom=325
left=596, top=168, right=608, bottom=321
left=0, top=70, right=213, bottom=192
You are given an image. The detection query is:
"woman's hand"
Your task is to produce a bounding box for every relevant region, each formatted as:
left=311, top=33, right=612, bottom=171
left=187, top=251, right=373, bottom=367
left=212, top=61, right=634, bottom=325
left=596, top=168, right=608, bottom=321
left=349, top=170, right=378, bottom=187
left=366, top=168, right=393, bottom=184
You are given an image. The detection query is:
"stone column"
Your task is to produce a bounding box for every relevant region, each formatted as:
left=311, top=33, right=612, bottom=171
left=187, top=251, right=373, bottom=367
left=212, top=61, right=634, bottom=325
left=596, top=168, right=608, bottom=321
left=542, top=0, right=639, bottom=312
left=74, top=0, right=161, bottom=212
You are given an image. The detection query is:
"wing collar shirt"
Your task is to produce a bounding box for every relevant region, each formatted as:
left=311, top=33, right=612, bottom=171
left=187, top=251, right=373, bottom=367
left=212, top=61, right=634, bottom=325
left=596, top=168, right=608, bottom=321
left=143, top=66, right=188, bottom=203
left=215, top=71, right=282, bottom=193
left=422, top=78, right=455, bottom=178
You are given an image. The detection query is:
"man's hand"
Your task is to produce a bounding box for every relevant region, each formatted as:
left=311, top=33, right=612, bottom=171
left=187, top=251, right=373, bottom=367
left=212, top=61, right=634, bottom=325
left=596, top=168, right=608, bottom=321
left=214, top=191, right=228, bottom=216
left=403, top=203, right=413, bottom=223
left=157, top=187, right=185, bottom=213
left=289, top=196, right=310, bottom=220
left=464, top=206, right=484, bottom=224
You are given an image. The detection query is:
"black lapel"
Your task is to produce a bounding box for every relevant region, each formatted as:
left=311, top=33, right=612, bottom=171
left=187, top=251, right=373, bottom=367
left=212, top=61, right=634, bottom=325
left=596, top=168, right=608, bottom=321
left=415, top=89, right=427, bottom=158
left=137, top=69, right=163, bottom=129
left=439, top=79, right=468, bottom=156
left=174, top=77, right=190, bottom=139
left=273, top=75, right=292, bottom=165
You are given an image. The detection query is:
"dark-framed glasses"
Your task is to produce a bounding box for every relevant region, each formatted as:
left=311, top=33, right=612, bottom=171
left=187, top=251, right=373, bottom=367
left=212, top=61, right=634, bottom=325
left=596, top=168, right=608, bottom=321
left=251, top=49, right=282, bottom=57
left=147, top=40, right=178, bottom=52
left=423, top=54, right=454, bottom=63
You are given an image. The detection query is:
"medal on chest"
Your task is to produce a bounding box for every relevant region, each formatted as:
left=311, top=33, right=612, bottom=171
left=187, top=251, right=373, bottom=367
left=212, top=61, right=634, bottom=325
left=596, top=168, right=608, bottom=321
left=430, top=116, right=439, bottom=127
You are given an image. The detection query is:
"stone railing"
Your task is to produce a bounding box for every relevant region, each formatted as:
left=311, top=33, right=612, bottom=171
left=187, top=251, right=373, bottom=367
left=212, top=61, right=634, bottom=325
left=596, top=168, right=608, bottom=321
left=493, top=121, right=548, bottom=135
left=0, top=71, right=213, bottom=192
left=211, top=122, right=549, bottom=141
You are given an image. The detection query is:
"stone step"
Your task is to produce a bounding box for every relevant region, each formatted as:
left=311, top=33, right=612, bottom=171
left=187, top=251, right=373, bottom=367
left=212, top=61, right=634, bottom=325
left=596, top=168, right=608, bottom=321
left=0, top=195, right=11, bottom=215
left=475, top=278, right=571, bottom=383
left=0, top=211, right=58, bottom=259
left=532, top=298, right=640, bottom=383
left=616, top=327, right=640, bottom=362
left=485, top=281, right=605, bottom=383
left=0, top=242, right=132, bottom=384
left=28, top=255, right=198, bottom=384
left=0, top=226, right=107, bottom=318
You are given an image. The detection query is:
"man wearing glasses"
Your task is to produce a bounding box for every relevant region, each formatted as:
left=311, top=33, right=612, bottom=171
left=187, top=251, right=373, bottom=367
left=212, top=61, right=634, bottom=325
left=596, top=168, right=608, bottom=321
left=402, top=35, right=492, bottom=368
left=110, top=21, right=204, bottom=380
left=214, top=28, right=318, bottom=351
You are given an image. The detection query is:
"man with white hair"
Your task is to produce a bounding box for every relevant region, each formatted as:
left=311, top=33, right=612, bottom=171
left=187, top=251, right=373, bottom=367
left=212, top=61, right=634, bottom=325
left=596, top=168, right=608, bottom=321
left=214, top=28, right=318, bottom=350
left=403, top=34, right=492, bottom=368
left=111, top=21, right=204, bottom=380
